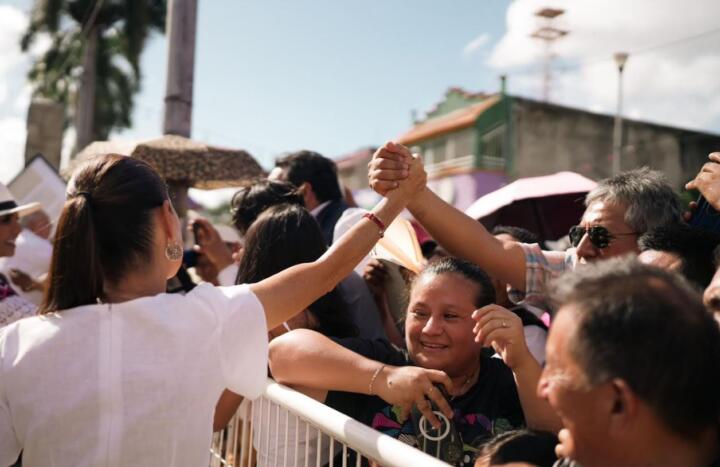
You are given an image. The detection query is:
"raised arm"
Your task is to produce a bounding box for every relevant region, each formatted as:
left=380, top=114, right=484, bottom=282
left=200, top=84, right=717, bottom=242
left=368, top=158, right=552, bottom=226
left=686, top=152, right=720, bottom=211
left=473, top=304, right=562, bottom=432
left=268, top=329, right=454, bottom=426
left=251, top=142, right=424, bottom=331
left=369, top=149, right=527, bottom=291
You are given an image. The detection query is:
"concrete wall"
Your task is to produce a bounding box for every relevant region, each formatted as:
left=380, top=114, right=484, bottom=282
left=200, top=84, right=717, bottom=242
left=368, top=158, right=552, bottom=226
left=337, top=151, right=373, bottom=191
left=24, top=99, right=65, bottom=171
left=511, top=98, right=720, bottom=188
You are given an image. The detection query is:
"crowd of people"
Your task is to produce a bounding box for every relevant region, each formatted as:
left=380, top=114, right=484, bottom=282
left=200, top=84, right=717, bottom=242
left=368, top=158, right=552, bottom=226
left=1, top=144, right=720, bottom=467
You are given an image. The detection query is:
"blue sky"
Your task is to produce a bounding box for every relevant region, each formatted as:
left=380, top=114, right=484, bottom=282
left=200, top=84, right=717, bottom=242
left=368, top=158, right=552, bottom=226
left=121, top=0, right=510, bottom=162
left=2, top=0, right=720, bottom=196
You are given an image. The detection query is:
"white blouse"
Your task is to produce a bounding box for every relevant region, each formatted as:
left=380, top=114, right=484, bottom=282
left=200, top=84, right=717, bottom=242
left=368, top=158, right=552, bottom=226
left=0, top=283, right=268, bottom=467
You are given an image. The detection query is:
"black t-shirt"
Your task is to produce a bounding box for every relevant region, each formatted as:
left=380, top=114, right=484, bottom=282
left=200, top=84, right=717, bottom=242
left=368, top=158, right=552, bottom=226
left=325, top=338, right=525, bottom=467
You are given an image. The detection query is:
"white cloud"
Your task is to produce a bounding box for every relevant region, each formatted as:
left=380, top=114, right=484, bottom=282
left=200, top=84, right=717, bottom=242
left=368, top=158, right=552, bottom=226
left=463, top=33, right=491, bottom=59
left=487, top=0, right=720, bottom=133
left=60, top=127, right=76, bottom=174
left=0, top=8, right=56, bottom=184
left=0, top=5, right=31, bottom=183
left=13, top=84, right=32, bottom=112
left=0, top=117, right=27, bottom=184
left=28, top=32, right=52, bottom=58
left=0, top=5, right=29, bottom=76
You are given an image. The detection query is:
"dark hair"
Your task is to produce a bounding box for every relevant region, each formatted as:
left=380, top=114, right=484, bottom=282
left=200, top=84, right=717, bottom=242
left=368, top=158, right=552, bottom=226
left=475, top=430, right=558, bottom=467
left=274, top=150, right=342, bottom=203
left=230, top=179, right=304, bottom=235
left=638, top=223, right=720, bottom=289
left=415, top=257, right=496, bottom=308
left=42, top=155, right=168, bottom=312
left=492, top=225, right=540, bottom=245
left=236, top=203, right=357, bottom=337
left=550, top=258, right=720, bottom=439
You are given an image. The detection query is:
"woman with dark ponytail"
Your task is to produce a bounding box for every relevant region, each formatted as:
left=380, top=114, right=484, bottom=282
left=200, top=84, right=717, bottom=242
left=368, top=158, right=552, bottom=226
left=0, top=144, right=425, bottom=467
left=213, top=204, right=359, bottom=442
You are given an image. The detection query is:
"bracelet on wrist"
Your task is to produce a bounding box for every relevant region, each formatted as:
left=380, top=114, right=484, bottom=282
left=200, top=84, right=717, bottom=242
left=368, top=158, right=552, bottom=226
left=369, top=363, right=386, bottom=395
left=363, top=212, right=386, bottom=238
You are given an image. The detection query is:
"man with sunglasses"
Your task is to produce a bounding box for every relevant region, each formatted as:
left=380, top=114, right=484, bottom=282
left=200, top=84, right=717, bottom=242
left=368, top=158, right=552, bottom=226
left=368, top=145, right=683, bottom=312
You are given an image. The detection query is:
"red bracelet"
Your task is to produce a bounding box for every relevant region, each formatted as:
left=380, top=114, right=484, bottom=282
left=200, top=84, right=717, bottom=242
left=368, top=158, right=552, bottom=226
left=363, top=212, right=386, bottom=238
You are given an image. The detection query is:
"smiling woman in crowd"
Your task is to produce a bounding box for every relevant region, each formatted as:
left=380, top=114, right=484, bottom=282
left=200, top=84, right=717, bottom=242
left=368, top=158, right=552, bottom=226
left=269, top=257, right=559, bottom=467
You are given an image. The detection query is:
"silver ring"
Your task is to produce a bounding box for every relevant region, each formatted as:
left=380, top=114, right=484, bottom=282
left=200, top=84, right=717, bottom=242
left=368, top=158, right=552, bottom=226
left=502, top=320, right=508, bottom=328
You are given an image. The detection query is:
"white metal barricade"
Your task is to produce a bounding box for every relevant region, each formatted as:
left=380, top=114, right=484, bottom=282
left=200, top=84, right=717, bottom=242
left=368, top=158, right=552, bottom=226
left=210, top=378, right=451, bottom=467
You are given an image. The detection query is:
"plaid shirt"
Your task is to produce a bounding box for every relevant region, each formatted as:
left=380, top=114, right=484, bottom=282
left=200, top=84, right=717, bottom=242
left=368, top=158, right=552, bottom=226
left=508, top=243, right=577, bottom=313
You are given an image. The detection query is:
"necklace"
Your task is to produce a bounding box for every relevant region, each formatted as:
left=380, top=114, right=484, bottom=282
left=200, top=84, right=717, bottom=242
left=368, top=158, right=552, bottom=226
left=452, top=365, right=480, bottom=399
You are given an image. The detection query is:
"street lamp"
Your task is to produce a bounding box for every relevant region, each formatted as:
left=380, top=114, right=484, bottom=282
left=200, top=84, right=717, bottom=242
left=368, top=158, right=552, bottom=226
left=612, top=52, right=629, bottom=175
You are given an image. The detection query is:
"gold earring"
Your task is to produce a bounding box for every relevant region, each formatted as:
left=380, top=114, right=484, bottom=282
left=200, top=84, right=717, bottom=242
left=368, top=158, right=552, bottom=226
left=165, top=241, right=183, bottom=261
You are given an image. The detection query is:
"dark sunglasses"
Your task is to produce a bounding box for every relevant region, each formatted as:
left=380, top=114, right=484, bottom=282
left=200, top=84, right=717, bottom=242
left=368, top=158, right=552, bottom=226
left=568, top=225, right=636, bottom=249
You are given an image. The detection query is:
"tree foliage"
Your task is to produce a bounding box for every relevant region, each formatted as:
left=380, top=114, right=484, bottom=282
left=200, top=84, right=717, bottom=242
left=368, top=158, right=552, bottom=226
left=21, top=0, right=166, bottom=140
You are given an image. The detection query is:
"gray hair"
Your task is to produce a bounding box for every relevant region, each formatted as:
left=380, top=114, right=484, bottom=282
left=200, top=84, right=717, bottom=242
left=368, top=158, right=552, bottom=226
left=585, top=167, right=682, bottom=234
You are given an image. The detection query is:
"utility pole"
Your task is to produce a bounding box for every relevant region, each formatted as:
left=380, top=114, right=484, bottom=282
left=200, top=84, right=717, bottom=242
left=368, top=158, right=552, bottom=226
left=531, top=8, right=568, bottom=102
left=73, top=0, right=104, bottom=155
left=74, top=27, right=98, bottom=154
left=612, top=52, right=629, bottom=175
left=163, top=0, right=198, bottom=218
left=164, top=0, right=197, bottom=137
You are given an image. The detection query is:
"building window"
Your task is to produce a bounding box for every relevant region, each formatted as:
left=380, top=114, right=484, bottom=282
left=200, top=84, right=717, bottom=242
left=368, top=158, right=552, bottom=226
left=423, top=138, right=447, bottom=166
left=424, top=147, right=435, bottom=165
left=480, top=125, right=506, bottom=159
left=453, top=128, right=475, bottom=159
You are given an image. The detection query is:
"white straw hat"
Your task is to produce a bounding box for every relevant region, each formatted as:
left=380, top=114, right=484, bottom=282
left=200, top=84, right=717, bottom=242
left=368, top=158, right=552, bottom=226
left=0, top=182, right=41, bottom=218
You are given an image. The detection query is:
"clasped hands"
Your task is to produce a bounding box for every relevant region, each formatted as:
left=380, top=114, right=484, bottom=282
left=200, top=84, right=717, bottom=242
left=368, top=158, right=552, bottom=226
left=369, top=142, right=426, bottom=199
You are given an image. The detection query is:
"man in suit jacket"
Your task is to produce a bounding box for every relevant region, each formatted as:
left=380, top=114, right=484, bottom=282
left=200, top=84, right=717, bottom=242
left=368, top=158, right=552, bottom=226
left=269, top=150, right=352, bottom=246
left=268, top=151, right=386, bottom=340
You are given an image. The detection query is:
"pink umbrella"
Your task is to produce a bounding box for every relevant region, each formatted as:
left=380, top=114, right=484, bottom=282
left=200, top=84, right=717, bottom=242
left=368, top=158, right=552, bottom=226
left=465, top=172, right=598, bottom=241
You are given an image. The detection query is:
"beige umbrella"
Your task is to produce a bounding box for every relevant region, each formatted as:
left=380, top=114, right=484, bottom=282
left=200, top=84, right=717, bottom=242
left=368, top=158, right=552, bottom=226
left=71, top=135, right=265, bottom=189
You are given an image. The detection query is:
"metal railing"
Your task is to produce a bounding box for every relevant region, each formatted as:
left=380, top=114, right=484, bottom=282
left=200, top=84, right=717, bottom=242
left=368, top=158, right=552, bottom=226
left=210, top=379, right=451, bottom=467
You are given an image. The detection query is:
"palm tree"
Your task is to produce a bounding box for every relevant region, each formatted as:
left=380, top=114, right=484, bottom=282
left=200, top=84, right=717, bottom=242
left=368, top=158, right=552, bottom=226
left=21, top=0, right=166, bottom=152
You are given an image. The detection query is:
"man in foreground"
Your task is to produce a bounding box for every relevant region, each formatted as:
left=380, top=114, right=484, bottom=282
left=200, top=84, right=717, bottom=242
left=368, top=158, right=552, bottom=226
left=539, top=258, right=720, bottom=467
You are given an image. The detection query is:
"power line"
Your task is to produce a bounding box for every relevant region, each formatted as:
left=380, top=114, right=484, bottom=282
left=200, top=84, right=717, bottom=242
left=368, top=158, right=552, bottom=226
left=500, top=25, right=720, bottom=78
left=632, top=26, right=720, bottom=57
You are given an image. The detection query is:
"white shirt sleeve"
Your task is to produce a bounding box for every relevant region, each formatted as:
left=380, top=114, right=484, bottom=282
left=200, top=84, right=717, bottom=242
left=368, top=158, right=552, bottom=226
left=186, top=283, right=269, bottom=399
left=217, top=264, right=239, bottom=287
left=214, top=285, right=269, bottom=399
left=0, top=328, right=21, bottom=466
left=333, top=207, right=371, bottom=275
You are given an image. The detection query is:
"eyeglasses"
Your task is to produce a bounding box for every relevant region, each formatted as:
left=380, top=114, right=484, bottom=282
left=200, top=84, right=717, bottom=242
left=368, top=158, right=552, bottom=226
left=568, top=225, right=636, bottom=249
